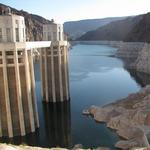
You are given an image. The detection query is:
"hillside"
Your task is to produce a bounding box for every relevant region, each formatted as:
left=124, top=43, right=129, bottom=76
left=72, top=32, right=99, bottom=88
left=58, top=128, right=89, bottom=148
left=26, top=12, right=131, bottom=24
left=78, top=15, right=143, bottom=41
left=0, top=3, right=52, bottom=41
left=125, top=12, right=150, bottom=43
left=64, top=17, right=126, bottom=40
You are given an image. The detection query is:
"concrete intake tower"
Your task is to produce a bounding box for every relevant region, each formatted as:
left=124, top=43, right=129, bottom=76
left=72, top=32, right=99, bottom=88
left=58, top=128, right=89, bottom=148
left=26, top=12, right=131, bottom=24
left=41, top=23, right=70, bottom=102
left=0, top=8, right=70, bottom=138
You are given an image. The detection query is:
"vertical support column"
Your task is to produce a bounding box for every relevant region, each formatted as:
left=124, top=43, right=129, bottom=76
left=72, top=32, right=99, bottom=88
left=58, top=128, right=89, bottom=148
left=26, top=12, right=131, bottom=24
left=24, top=49, right=35, bottom=132
left=0, top=110, right=2, bottom=137
left=2, top=49, right=13, bottom=138
left=64, top=46, right=69, bottom=100
left=40, top=49, right=43, bottom=98
left=14, top=49, right=25, bottom=136
left=51, top=46, right=56, bottom=102
left=44, top=48, right=49, bottom=102
left=58, top=43, right=63, bottom=102
left=29, top=50, right=39, bottom=127
left=66, top=45, right=70, bottom=100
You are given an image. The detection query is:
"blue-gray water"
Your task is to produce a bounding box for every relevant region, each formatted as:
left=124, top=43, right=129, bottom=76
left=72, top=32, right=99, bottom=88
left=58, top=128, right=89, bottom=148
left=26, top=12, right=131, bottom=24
left=1, top=44, right=150, bottom=149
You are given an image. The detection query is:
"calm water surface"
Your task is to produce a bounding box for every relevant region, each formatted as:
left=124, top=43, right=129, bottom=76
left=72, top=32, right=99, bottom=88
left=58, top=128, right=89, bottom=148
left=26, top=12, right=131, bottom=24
left=1, top=44, right=149, bottom=149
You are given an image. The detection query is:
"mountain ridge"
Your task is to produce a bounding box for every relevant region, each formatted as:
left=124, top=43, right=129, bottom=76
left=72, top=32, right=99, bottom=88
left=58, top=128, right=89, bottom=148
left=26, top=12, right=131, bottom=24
left=64, top=17, right=126, bottom=40
left=77, top=12, right=150, bottom=43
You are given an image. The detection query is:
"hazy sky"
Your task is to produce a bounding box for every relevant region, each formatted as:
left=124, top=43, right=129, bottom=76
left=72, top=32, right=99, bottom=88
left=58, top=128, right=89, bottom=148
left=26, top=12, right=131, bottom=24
left=1, top=0, right=150, bottom=23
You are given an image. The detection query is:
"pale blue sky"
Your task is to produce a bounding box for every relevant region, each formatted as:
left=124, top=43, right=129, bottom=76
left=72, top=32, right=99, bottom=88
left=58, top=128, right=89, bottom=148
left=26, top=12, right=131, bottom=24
left=1, top=0, right=150, bottom=23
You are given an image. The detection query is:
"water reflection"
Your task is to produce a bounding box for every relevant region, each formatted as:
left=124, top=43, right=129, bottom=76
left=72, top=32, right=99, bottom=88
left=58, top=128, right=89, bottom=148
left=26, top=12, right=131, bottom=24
left=0, top=129, right=40, bottom=146
left=69, top=45, right=122, bottom=82
left=0, top=101, right=72, bottom=149
left=42, top=101, right=72, bottom=148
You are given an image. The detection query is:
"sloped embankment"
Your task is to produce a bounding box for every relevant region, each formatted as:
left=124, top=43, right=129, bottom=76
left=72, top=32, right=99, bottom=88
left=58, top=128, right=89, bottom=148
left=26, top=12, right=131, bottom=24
left=84, top=85, right=150, bottom=149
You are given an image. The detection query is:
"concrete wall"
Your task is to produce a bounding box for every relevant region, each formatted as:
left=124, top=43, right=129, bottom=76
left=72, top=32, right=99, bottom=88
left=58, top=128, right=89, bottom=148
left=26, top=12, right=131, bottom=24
left=0, top=14, right=26, bottom=42
left=40, top=41, right=70, bottom=102
left=43, top=23, right=64, bottom=41
left=0, top=43, right=39, bottom=137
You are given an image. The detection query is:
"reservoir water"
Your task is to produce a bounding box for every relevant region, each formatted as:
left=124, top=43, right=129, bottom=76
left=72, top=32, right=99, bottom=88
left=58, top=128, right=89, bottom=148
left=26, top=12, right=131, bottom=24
left=1, top=44, right=149, bottom=149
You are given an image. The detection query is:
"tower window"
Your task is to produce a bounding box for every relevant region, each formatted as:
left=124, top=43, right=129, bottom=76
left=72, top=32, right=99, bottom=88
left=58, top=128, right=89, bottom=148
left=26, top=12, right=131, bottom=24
left=53, top=32, right=57, bottom=41
left=59, top=32, right=61, bottom=41
left=0, top=28, right=2, bottom=42
left=48, top=32, right=51, bottom=40
left=6, top=28, right=11, bottom=42
left=22, top=28, right=25, bottom=40
left=15, top=28, right=19, bottom=42
left=15, top=20, right=19, bottom=25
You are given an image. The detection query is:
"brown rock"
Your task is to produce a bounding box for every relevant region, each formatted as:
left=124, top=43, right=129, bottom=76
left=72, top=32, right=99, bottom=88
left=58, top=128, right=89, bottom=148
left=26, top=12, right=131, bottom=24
left=115, top=140, right=139, bottom=150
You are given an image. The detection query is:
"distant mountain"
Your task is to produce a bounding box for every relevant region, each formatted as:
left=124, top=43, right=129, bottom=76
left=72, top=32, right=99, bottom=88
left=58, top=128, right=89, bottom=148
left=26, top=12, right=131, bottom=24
left=0, top=3, right=52, bottom=41
left=78, top=15, right=143, bottom=41
left=64, top=17, right=126, bottom=40
left=124, top=12, right=150, bottom=43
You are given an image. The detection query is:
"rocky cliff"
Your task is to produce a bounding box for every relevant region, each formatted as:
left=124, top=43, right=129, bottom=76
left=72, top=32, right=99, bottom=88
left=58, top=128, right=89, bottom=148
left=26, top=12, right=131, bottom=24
left=115, top=42, right=150, bottom=74
left=132, top=44, right=150, bottom=74
left=84, top=85, right=150, bottom=149
left=0, top=3, right=52, bottom=41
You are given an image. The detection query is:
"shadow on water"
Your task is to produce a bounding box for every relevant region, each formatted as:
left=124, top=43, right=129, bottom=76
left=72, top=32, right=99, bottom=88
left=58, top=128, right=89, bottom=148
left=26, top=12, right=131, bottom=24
left=127, top=69, right=150, bottom=87
left=0, top=101, right=72, bottom=148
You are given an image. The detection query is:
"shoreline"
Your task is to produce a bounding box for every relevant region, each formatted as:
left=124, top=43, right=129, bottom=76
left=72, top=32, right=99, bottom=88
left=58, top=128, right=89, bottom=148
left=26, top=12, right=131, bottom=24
left=70, top=40, right=150, bottom=75
left=83, top=85, right=150, bottom=149
left=73, top=41, right=150, bottom=149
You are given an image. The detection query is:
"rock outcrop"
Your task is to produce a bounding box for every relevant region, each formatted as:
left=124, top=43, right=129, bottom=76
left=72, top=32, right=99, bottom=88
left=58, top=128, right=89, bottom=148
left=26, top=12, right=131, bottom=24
left=116, top=42, right=144, bottom=59
left=84, top=86, right=150, bottom=149
left=115, top=42, right=150, bottom=74
left=132, top=44, right=150, bottom=74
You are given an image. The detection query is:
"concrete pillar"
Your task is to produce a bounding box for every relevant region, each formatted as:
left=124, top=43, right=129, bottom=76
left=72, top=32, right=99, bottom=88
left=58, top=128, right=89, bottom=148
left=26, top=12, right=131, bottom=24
left=64, top=46, right=70, bottom=100
left=51, top=46, right=56, bottom=102
left=24, top=49, right=35, bottom=132
left=2, top=49, right=13, bottom=138
left=14, top=49, right=25, bottom=136
left=58, top=44, right=63, bottom=102
left=44, top=48, right=49, bottom=102
left=40, top=48, right=44, bottom=98
left=0, top=113, right=2, bottom=137
left=28, top=50, right=39, bottom=128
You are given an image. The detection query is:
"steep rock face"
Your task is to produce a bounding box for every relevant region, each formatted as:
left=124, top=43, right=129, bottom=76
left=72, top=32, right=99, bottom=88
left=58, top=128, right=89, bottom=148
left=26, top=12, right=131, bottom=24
left=115, top=42, right=150, bottom=74
left=0, top=3, right=51, bottom=41
left=116, top=42, right=144, bottom=59
left=84, top=86, right=150, bottom=149
left=115, top=42, right=145, bottom=69
left=133, top=44, right=150, bottom=74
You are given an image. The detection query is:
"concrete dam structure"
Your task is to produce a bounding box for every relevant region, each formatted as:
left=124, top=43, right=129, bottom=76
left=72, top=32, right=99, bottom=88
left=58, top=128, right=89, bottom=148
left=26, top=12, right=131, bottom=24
left=41, top=24, right=70, bottom=102
left=0, top=8, right=69, bottom=137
